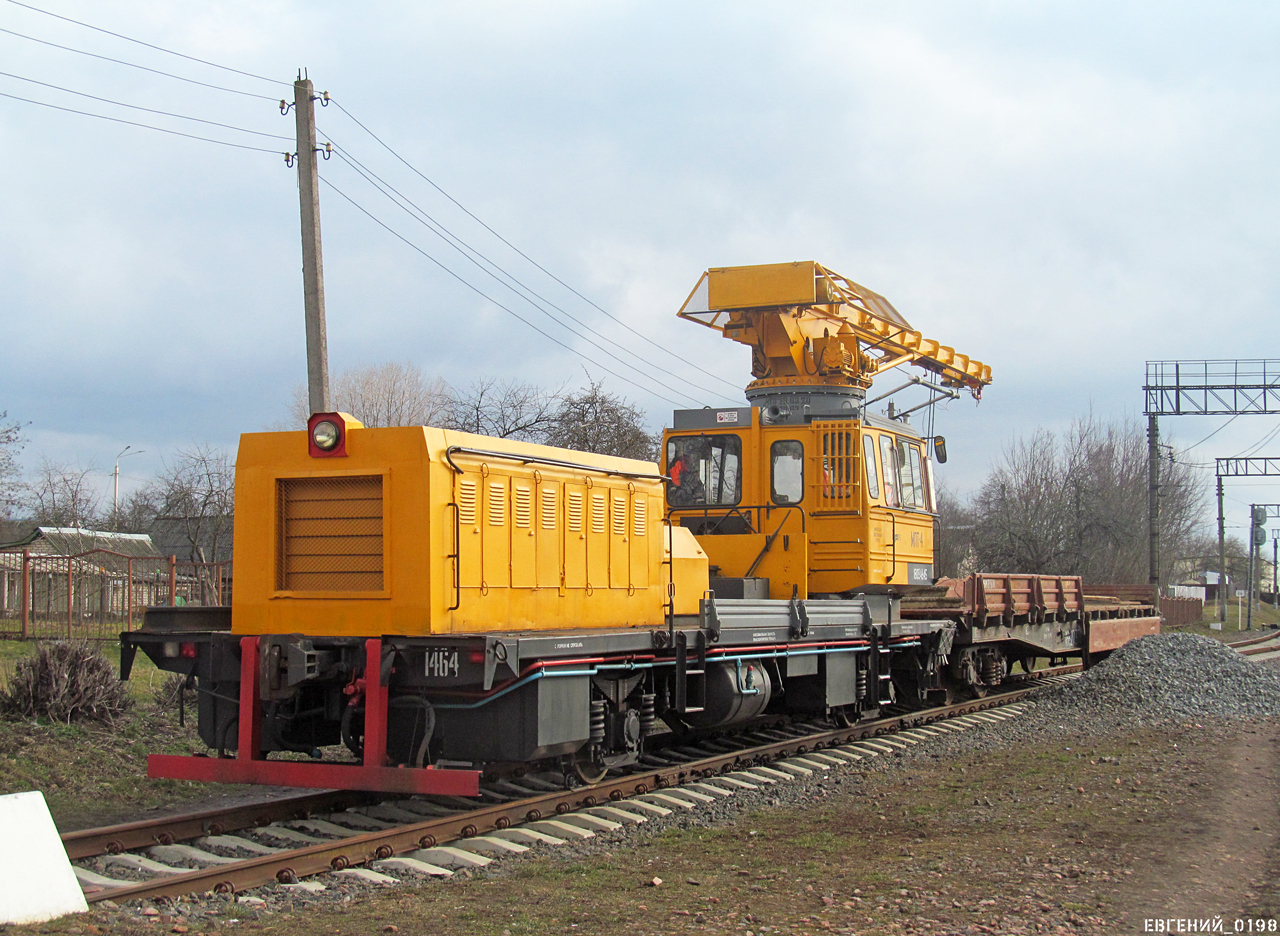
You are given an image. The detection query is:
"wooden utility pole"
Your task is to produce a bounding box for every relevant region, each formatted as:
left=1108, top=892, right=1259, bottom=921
left=294, top=75, right=331, bottom=415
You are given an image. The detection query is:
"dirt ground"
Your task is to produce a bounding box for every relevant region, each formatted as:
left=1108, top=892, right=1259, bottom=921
left=14, top=716, right=1275, bottom=936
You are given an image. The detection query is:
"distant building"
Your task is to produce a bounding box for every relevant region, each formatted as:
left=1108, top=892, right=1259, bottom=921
left=147, top=515, right=233, bottom=563
left=0, top=525, right=160, bottom=558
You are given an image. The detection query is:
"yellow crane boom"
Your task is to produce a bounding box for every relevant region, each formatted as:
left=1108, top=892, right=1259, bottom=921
left=677, top=261, right=992, bottom=399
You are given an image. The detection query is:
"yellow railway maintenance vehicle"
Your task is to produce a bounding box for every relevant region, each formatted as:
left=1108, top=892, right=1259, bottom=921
left=123, top=261, right=1157, bottom=796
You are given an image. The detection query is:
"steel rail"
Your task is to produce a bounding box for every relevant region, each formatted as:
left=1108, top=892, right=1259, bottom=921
left=62, top=790, right=372, bottom=861
left=83, top=666, right=1076, bottom=904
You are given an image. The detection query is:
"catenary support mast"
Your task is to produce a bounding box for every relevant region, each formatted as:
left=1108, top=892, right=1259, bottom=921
left=295, top=74, right=330, bottom=415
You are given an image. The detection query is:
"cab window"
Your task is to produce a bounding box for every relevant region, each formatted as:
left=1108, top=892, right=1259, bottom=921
left=897, top=440, right=926, bottom=509
left=878, top=434, right=899, bottom=507
left=862, top=433, right=880, bottom=500
left=667, top=435, right=742, bottom=506
left=770, top=440, right=803, bottom=504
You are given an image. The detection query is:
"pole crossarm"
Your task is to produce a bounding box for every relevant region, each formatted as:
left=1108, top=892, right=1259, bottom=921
left=1216, top=457, right=1280, bottom=477
left=1144, top=359, right=1280, bottom=416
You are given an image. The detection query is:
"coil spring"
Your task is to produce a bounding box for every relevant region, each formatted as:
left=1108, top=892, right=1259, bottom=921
left=855, top=667, right=868, bottom=700
left=589, top=699, right=606, bottom=744
left=980, top=656, right=1003, bottom=684
left=639, top=693, right=656, bottom=736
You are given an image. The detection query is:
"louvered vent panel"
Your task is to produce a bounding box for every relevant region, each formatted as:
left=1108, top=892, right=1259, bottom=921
left=612, top=496, right=627, bottom=535
left=277, top=475, right=383, bottom=591
left=591, top=493, right=607, bottom=534
left=457, top=480, right=477, bottom=526
left=540, top=488, right=557, bottom=529
left=633, top=498, right=646, bottom=536
left=514, top=486, right=532, bottom=528
left=488, top=482, right=506, bottom=526
left=567, top=491, right=583, bottom=531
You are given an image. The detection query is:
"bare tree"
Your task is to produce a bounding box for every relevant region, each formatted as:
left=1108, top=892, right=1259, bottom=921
left=22, top=459, right=101, bottom=529
left=543, top=379, right=658, bottom=460
left=115, top=484, right=165, bottom=534
left=443, top=378, right=563, bottom=441
left=934, top=482, right=977, bottom=579
left=285, top=361, right=452, bottom=429
left=153, top=446, right=235, bottom=564
left=0, top=412, right=24, bottom=518
left=966, top=416, right=1207, bottom=586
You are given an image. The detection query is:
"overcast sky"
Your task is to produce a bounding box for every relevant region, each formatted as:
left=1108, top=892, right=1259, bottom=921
left=2, top=1, right=1279, bottom=540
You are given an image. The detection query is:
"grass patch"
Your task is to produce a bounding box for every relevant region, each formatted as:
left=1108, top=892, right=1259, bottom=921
left=0, top=638, right=245, bottom=830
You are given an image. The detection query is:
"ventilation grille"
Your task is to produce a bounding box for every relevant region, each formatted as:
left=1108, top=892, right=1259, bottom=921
left=278, top=475, right=384, bottom=591
left=568, top=491, right=583, bottom=532
left=540, top=488, right=557, bottom=529
left=591, top=493, right=607, bottom=534
left=612, top=496, right=627, bottom=536
left=514, top=486, right=532, bottom=528
left=633, top=498, right=646, bottom=536
left=457, top=480, right=477, bottom=526
left=488, top=482, right=506, bottom=526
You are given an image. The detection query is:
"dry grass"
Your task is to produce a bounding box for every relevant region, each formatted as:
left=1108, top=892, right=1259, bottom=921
left=0, top=640, right=129, bottom=723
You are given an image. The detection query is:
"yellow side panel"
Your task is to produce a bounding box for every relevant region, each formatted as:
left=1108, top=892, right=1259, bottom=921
left=482, top=474, right=510, bottom=590
left=536, top=483, right=561, bottom=590
left=587, top=489, right=609, bottom=590
left=629, top=492, right=650, bottom=588
left=708, top=261, right=816, bottom=310
left=564, top=484, right=586, bottom=589
left=665, top=525, right=709, bottom=615
left=609, top=491, right=628, bottom=589
left=510, top=479, right=535, bottom=589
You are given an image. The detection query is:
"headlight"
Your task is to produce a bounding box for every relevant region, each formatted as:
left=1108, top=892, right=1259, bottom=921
left=312, top=419, right=340, bottom=451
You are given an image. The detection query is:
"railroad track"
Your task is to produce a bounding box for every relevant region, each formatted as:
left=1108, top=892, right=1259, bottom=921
left=1228, top=629, right=1280, bottom=657
left=67, top=666, right=1081, bottom=905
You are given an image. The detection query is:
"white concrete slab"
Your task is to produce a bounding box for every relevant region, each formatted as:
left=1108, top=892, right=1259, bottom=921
left=281, top=881, right=327, bottom=893
left=787, top=756, right=833, bottom=769
left=490, top=827, right=567, bottom=845
left=373, top=857, right=453, bottom=877
left=258, top=824, right=327, bottom=845
left=524, top=820, right=594, bottom=840
left=555, top=813, right=622, bottom=832
left=636, top=792, right=699, bottom=811
left=71, top=866, right=130, bottom=890
left=409, top=847, right=493, bottom=869
left=614, top=798, right=673, bottom=816
left=0, top=791, right=88, bottom=923
left=335, top=867, right=399, bottom=885
left=706, top=775, right=759, bottom=789
left=771, top=761, right=814, bottom=777
left=451, top=835, right=529, bottom=855
left=684, top=782, right=734, bottom=798
left=743, top=766, right=793, bottom=782
left=584, top=806, right=649, bottom=824
left=664, top=786, right=716, bottom=803
left=823, top=748, right=864, bottom=762
left=149, top=844, right=241, bottom=865
left=101, top=854, right=182, bottom=874
left=197, top=834, right=284, bottom=855
left=291, top=818, right=365, bottom=838
left=800, top=752, right=846, bottom=766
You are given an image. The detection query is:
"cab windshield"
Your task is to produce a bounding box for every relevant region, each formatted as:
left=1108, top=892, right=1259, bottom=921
left=667, top=435, right=742, bottom=506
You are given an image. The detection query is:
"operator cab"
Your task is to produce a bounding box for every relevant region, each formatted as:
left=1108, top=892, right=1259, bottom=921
left=662, top=405, right=938, bottom=599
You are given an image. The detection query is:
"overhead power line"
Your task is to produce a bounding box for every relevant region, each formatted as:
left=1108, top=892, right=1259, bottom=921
left=328, top=98, right=742, bottom=397
left=320, top=176, right=691, bottom=409
left=3, top=0, right=290, bottom=88
left=0, top=25, right=279, bottom=101
left=0, top=70, right=291, bottom=140
left=0, top=89, right=284, bottom=153
left=324, top=139, right=735, bottom=406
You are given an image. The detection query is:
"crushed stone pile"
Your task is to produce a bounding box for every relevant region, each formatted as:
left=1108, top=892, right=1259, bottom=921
left=1035, top=632, right=1280, bottom=726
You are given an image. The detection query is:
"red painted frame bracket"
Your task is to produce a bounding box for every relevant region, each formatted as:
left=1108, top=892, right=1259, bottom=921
left=148, top=635, right=481, bottom=796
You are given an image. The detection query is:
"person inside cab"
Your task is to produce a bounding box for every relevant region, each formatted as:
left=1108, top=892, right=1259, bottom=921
left=668, top=451, right=706, bottom=506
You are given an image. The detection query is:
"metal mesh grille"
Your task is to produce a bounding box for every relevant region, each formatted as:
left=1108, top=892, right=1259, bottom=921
left=277, top=475, right=384, bottom=591
left=816, top=426, right=859, bottom=512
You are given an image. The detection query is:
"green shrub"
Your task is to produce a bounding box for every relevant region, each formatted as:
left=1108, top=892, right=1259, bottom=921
left=0, top=641, right=129, bottom=723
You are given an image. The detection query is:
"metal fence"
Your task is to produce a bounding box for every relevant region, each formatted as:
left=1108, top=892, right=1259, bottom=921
left=0, top=549, right=231, bottom=640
